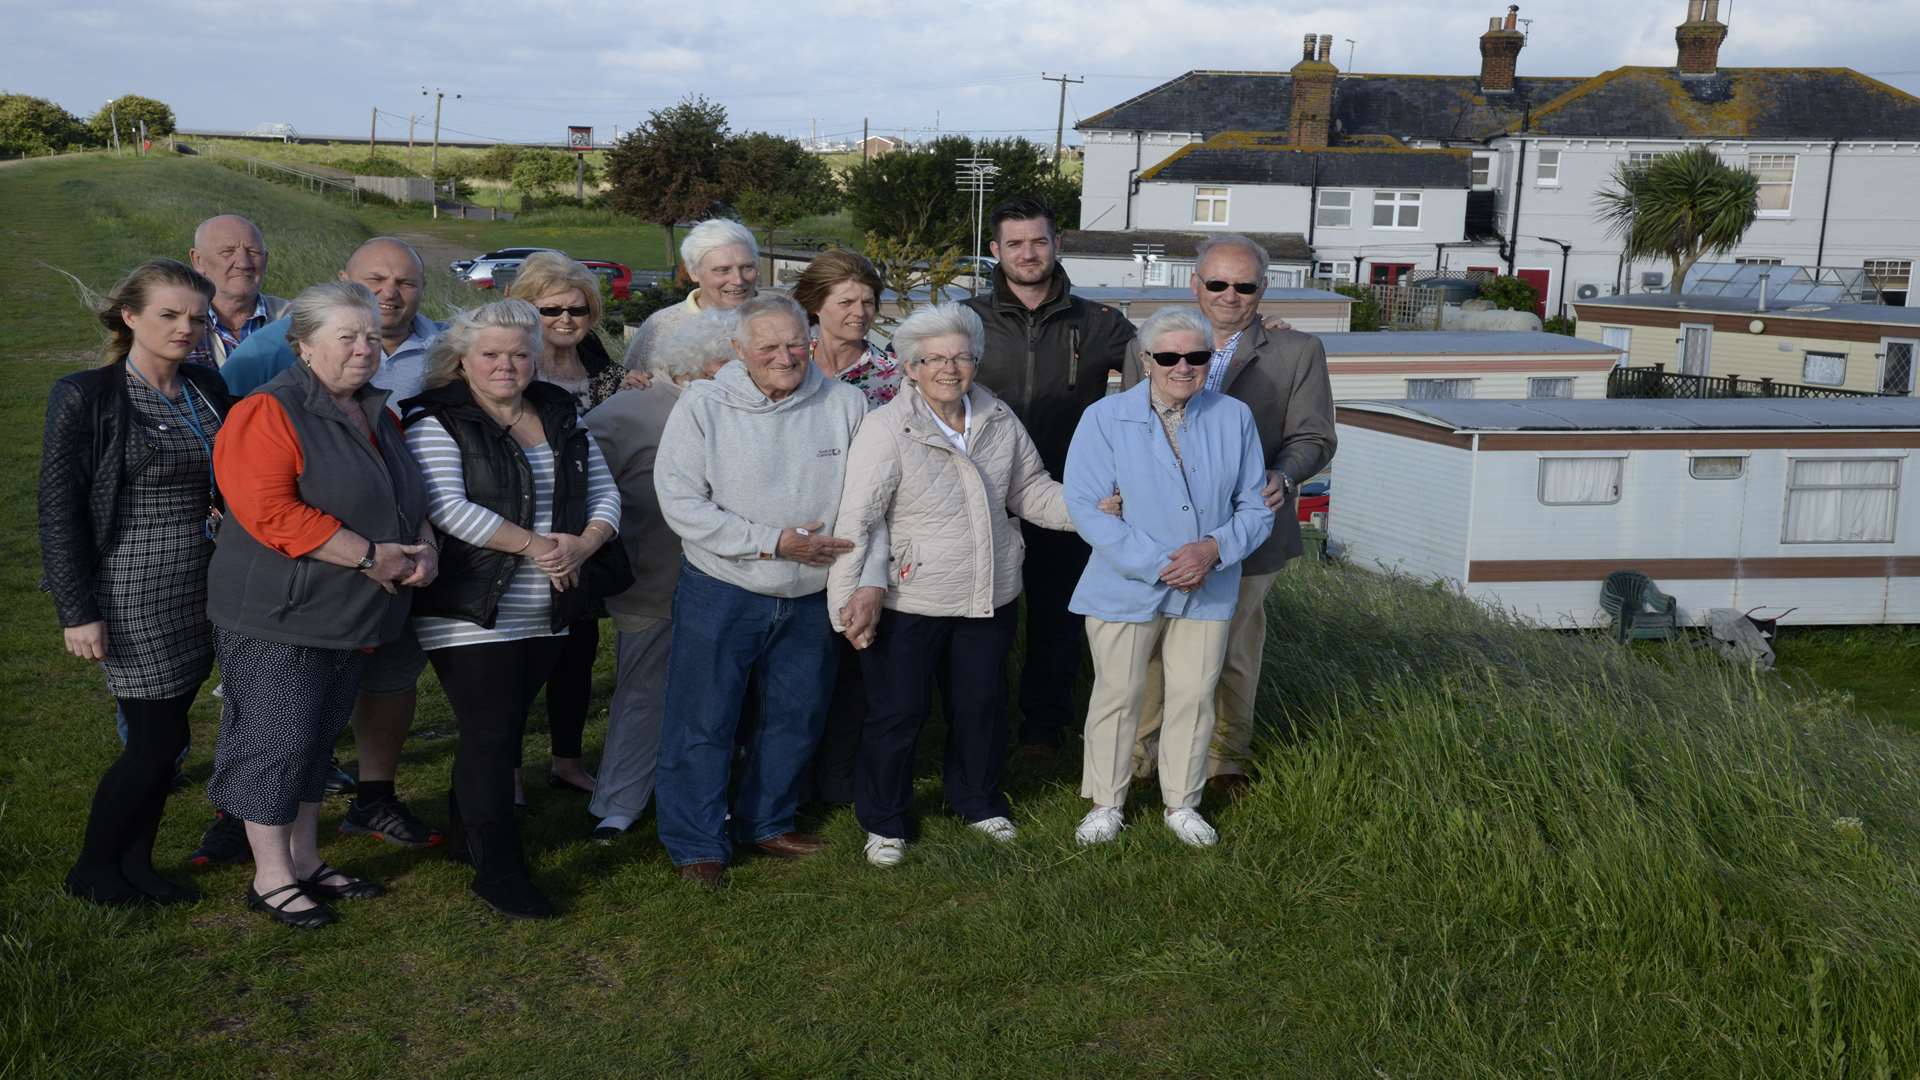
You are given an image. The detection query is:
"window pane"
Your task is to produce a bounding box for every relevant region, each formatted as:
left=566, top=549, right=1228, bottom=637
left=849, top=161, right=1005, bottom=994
left=1690, top=457, right=1744, bottom=480
left=1407, top=378, right=1474, bottom=399
left=1373, top=202, right=1395, bottom=227
left=1601, top=326, right=1632, bottom=366
left=1803, top=352, right=1847, bottom=386
left=1399, top=200, right=1421, bottom=228
left=1792, top=459, right=1898, bottom=487
left=1537, top=149, right=1560, bottom=182
left=1865, top=260, right=1913, bottom=290
left=1528, top=377, right=1574, bottom=399
left=1539, top=458, right=1622, bottom=505
left=1471, top=156, right=1492, bottom=186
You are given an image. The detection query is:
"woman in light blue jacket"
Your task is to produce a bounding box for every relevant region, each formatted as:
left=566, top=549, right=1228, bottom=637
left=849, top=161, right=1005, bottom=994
left=1063, top=306, right=1274, bottom=850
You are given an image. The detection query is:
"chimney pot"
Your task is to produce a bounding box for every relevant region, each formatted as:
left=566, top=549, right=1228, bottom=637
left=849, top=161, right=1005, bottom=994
left=1302, top=34, right=1317, bottom=61
left=1288, top=32, right=1337, bottom=150
left=1479, top=8, right=1527, bottom=93
left=1490, top=16, right=1501, bottom=31
left=1318, top=34, right=1335, bottom=62
left=1504, top=5, right=1519, bottom=30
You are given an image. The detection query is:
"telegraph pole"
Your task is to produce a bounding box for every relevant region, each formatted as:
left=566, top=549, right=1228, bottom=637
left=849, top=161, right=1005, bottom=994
left=369, top=107, right=377, bottom=159
left=862, top=118, right=869, bottom=162
left=407, top=114, right=417, bottom=169
left=1040, top=72, right=1084, bottom=173
left=422, top=87, right=459, bottom=179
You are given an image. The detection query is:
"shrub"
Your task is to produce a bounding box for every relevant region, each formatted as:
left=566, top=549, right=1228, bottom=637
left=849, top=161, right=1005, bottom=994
left=0, top=93, right=92, bottom=155
left=1542, top=314, right=1577, bottom=336
left=1334, top=283, right=1381, bottom=331
left=89, top=94, right=175, bottom=146
left=1480, top=274, right=1540, bottom=312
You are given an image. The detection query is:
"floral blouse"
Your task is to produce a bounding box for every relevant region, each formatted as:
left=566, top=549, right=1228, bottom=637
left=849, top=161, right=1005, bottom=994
left=813, top=339, right=902, bottom=411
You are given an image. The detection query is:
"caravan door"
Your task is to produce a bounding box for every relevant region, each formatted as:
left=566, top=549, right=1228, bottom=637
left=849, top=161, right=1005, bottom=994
left=1678, top=323, right=1713, bottom=376
left=1880, top=338, right=1917, bottom=396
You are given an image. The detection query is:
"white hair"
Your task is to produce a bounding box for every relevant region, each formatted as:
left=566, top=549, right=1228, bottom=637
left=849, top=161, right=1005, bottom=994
left=892, top=303, right=986, bottom=367
left=1193, top=233, right=1270, bottom=280
left=653, top=310, right=738, bottom=380
left=730, top=292, right=808, bottom=341
left=680, top=219, right=759, bottom=274
left=1135, top=306, right=1211, bottom=355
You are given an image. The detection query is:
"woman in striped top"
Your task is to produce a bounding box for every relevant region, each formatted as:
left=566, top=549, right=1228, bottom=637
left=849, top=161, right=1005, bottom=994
left=400, top=300, right=619, bottom=920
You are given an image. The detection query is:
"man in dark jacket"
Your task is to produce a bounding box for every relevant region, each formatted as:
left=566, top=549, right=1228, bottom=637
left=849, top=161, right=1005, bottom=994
left=962, top=197, right=1137, bottom=752
left=1131, top=233, right=1336, bottom=797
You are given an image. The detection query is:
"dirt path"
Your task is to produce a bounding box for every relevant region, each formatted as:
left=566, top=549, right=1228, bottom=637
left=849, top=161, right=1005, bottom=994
left=392, top=231, right=476, bottom=275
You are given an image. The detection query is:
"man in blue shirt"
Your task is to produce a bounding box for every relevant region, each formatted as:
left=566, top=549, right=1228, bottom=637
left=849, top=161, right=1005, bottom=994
left=222, top=236, right=442, bottom=403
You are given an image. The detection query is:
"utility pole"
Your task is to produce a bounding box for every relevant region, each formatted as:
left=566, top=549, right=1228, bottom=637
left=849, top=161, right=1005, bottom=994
left=1041, top=73, right=1084, bottom=173
left=422, top=87, right=459, bottom=179
left=862, top=118, right=869, bottom=163
left=407, top=114, right=417, bottom=169
left=369, top=107, right=377, bottom=159
left=107, top=101, right=120, bottom=154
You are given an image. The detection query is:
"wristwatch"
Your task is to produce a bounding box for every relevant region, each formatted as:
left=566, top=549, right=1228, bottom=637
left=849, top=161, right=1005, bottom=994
left=357, top=540, right=377, bottom=571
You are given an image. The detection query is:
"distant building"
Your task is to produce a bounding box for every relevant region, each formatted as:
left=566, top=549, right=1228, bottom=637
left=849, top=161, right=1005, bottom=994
left=1075, top=1, right=1920, bottom=318
left=858, top=135, right=898, bottom=158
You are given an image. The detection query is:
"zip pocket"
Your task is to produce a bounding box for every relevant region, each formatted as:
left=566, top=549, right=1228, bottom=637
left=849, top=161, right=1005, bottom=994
left=891, top=539, right=916, bottom=584
left=1067, top=327, right=1081, bottom=391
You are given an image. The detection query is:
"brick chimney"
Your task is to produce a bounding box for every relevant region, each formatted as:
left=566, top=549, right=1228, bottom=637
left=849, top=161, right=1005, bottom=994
left=1288, top=33, right=1338, bottom=150
left=1676, top=0, right=1728, bottom=77
left=1479, top=6, right=1526, bottom=93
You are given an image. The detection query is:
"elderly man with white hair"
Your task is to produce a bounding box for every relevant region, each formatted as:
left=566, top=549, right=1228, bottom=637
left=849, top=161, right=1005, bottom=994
left=622, top=218, right=760, bottom=374
left=187, top=214, right=288, bottom=368
left=827, top=303, right=1074, bottom=868
left=1063, top=306, right=1273, bottom=850
left=579, top=311, right=737, bottom=844
left=651, top=293, right=867, bottom=887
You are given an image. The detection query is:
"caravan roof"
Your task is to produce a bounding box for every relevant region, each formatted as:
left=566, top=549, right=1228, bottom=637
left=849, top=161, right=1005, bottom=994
left=1340, top=397, right=1920, bottom=433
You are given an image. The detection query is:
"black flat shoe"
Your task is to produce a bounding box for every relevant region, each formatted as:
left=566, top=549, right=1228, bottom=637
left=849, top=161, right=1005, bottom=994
left=120, top=864, right=201, bottom=906
left=64, top=868, right=148, bottom=908
left=589, top=825, right=624, bottom=845
left=546, top=774, right=594, bottom=796
left=471, top=876, right=557, bottom=920
left=246, top=883, right=337, bottom=929
left=297, top=862, right=386, bottom=901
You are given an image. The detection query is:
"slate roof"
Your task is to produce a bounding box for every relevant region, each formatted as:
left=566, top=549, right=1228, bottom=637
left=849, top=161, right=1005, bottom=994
left=1059, top=228, right=1313, bottom=262
left=1341, top=397, right=1920, bottom=431
left=1143, top=142, right=1471, bottom=189
left=1081, top=68, right=1920, bottom=143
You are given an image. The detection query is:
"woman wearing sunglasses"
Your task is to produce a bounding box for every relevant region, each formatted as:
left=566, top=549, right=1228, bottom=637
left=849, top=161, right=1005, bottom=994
left=1060, top=306, right=1273, bottom=850
left=505, top=253, right=624, bottom=802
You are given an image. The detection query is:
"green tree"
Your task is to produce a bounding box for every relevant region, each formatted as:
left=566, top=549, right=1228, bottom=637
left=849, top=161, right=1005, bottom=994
left=864, top=233, right=963, bottom=318
left=0, top=94, right=91, bottom=155
left=1479, top=275, right=1540, bottom=312
left=605, top=96, right=734, bottom=273
left=730, top=132, right=840, bottom=249
left=843, top=136, right=1079, bottom=249
left=474, top=144, right=524, bottom=182
left=512, top=148, right=596, bottom=203
left=89, top=94, right=175, bottom=146
left=1595, top=145, right=1758, bottom=294
left=1333, top=284, right=1381, bottom=331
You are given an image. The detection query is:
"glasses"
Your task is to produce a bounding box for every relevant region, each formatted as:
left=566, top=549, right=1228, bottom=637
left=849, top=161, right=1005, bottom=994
left=914, top=353, right=978, bottom=369
left=1149, top=350, right=1213, bottom=367
left=537, top=305, right=592, bottom=318
left=1202, top=280, right=1260, bottom=295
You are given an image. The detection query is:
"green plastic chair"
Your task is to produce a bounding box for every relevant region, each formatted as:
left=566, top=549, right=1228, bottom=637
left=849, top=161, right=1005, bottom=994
left=1599, top=570, right=1679, bottom=642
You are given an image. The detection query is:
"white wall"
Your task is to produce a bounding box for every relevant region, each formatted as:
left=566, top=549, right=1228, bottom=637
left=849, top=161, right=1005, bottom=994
left=1328, top=370, right=1608, bottom=400
left=1325, top=425, right=1474, bottom=584
left=1079, top=130, right=1200, bottom=233
left=1130, top=181, right=1308, bottom=233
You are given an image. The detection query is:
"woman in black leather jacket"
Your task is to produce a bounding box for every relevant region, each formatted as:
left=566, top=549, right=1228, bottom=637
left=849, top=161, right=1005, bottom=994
left=38, top=259, right=233, bottom=907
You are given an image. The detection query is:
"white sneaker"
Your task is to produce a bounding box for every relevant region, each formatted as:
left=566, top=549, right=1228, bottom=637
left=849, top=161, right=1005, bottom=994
left=968, top=816, right=1018, bottom=843
left=864, top=833, right=907, bottom=867
left=1163, top=807, right=1218, bottom=848
left=1074, top=806, right=1125, bottom=846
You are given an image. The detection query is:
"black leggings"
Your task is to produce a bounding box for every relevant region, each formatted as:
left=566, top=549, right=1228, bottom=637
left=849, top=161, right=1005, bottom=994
left=541, top=618, right=597, bottom=761
left=432, top=638, right=564, bottom=833
left=73, top=690, right=195, bottom=880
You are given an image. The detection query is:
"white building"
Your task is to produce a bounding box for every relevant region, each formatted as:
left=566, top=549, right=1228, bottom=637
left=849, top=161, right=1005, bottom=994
left=1331, top=397, right=1920, bottom=627
left=1076, top=1, right=1920, bottom=320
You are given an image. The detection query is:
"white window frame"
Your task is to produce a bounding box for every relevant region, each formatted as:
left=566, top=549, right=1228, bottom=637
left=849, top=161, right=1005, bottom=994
left=1192, top=186, right=1229, bottom=225
left=1405, top=377, right=1475, bottom=400
left=1747, top=154, right=1796, bottom=217
left=1865, top=259, right=1912, bottom=301
left=1315, top=189, right=1352, bottom=229
left=1314, top=259, right=1354, bottom=284
left=1802, top=351, right=1848, bottom=387
left=1735, top=256, right=1784, bottom=267
left=1627, top=151, right=1671, bottom=170
left=1372, top=190, right=1422, bottom=230
left=1689, top=456, right=1746, bottom=480
left=1528, top=377, right=1575, bottom=399
left=1781, top=457, right=1901, bottom=544
left=1470, top=153, right=1494, bottom=190
left=1538, top=455, right=1625, bottom=507
left=1600, top=325, right=1632, bottom=367
left=1535, top=148, right=1561, bottom=187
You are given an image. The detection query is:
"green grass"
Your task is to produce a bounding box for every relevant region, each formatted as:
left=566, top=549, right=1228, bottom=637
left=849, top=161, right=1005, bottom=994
left=7, top=155, right=1920, bottom=1076
left=1776, top=625, right=1920, bottom=732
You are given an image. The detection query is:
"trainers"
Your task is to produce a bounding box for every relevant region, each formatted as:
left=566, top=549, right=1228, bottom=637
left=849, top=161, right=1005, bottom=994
left=188, top=811, right=251, bottom=867
left=864, top=834, right=907, bottom=867
left=339, top=796, right=444, bottom=848
left=1074, top=806, right=1125, bottom=846
left=968, top=816, right=1018, bottom=843
left=324, top=759, right=358, bottom=798
left=1163, top=807, right=1218, bottom=848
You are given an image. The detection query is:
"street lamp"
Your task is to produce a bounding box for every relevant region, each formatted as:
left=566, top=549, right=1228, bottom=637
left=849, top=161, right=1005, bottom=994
left=1535, top=236, right=1574, bottom=320
left=955, top=157, right=1000, bottom=297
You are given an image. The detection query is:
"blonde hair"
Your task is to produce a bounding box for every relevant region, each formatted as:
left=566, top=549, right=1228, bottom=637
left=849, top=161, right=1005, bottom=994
left=422, top=299, right=545, bottom=390
left=506, top=251, right=604, bottom=332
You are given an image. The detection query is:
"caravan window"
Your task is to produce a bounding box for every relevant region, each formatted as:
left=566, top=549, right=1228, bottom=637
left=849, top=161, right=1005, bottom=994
left=1539, top=457, right=1623, bottom=506
left=1528, top=378, right=1574, bottom=399
left=1407, top=378, right=1475, bottom=400
left=1783, top=458, right=1899, bottom=543
left=1690, top=456, right=1745, bottom=480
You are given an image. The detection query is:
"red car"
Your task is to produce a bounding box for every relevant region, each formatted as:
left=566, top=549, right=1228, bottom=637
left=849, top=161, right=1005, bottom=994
left=581, top=260, right=633, bottom=300
left=1296, top=478, right=1329, bottom=529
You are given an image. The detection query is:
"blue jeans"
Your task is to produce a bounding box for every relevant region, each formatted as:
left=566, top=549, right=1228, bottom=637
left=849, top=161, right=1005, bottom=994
left=118, top=706, right=190, bottom=768
left=655, top=562, right=838, bottom=867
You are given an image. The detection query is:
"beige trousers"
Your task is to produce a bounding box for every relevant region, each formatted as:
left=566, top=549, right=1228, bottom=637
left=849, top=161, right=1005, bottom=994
left=1080, top=614, right=1231, bottom=809
left=1133, top=571, right=1278, bottom=781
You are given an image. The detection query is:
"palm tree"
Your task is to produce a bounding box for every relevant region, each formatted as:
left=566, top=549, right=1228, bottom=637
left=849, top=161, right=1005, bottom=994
left=1594, top=146, right=1758, bottom=294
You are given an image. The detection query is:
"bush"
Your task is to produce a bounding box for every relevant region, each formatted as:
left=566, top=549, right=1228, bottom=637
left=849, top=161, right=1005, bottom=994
left=0, top=93, right=92, bottom=155
left=327, top=155, right=420, bottom=178
left=473, top=144, right=523, bottom=182
left=1480, top=274, right=1540, bottom=312
left=1334, top=283, right=1381, bottom=331
left=609, top=279, right=692, bottom=332
left=1542, top=314, right=1577, bottom=336
left=88, top=94, right=174, bottom=146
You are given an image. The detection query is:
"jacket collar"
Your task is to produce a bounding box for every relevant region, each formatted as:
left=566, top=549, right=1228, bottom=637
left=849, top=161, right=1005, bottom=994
left=1116, top=378, right=1217, bottom=424
left=899, top=382, right=1006, bottom=446
left=578, top=332, right=614, bottom=377
left=1218, top=319, right=1270, bottom=389
left=989, top=262, right=1074, bottom=319
left=401, top=377, right=577, bottom=436
left=290, top=359, right=394, bottom=428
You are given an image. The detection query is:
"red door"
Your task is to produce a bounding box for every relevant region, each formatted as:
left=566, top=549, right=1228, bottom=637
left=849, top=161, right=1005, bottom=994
left=1516, top=268, right=1551, bottom=320
left=1370, top=262, right=1416, bottom=286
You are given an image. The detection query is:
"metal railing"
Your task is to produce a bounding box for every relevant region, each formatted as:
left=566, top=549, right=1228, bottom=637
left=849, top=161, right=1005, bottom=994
left=1607, top=363, right=1898, bottom=400
left=192, top=144, right=362, bottom=204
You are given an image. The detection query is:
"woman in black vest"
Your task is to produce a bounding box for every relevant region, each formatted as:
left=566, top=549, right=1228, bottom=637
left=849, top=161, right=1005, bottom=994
left=401, top=299, right=620, bottom=920
left=40, top=259, right=234, bottom=907
left=205, top=281, right=436, bottom=929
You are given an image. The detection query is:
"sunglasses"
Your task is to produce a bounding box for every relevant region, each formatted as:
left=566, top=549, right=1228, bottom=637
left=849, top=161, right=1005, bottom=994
left=1149, top=350, right=1213, bottom=367
left=536, top=305, right=592, bottom=318
left=1202, top=280, right=1260, bottom=295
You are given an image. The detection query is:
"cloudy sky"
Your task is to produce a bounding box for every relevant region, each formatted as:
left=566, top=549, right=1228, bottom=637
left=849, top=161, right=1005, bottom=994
left=7, top=0, right=1918, bottom=146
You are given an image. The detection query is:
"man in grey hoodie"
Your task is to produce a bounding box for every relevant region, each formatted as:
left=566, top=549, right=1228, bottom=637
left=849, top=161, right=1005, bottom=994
left=652, top=293, right=869, bottom=887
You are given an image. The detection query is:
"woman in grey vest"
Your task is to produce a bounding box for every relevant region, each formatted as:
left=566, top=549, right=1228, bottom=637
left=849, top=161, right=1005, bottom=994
left=206, top=282, right=437, bottom=929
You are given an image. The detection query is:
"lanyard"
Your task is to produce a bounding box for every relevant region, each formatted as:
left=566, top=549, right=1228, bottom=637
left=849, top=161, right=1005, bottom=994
left=127, top=364, right=217, bottom=498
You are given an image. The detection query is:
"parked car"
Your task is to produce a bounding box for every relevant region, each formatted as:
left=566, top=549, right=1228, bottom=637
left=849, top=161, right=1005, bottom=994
left=456, top=247, right=561, bottom=288
left=580, top=260, right=633, bottom=301
left=1297, top=477, right=1330, bottom=530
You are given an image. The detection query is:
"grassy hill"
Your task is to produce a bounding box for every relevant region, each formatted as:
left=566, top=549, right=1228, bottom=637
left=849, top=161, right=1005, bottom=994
left=4, top=156, right=1920, bottom=1076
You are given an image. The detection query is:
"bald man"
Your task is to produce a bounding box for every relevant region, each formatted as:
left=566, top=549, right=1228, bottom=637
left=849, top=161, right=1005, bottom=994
left=194, top=236, right=448, bottom=867
left=221, top=236, right=441, bottom=401
left=187, top=215, right=288, bottom=368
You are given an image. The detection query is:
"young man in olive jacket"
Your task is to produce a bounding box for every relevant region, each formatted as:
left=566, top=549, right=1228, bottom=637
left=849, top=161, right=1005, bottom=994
left=961, top=197, right=1137, bottom=753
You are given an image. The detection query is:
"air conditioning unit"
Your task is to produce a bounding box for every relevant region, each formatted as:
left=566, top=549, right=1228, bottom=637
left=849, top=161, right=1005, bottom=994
left=1575, top=282, right=1605, bottom=300
left=1640, top=271, right=1667, bottom=289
